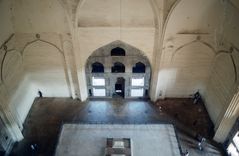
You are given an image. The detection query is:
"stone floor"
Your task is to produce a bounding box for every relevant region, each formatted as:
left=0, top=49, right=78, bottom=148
left=155, top=98, right=215, bottom=138
left=55, top=124, right=180, bottom=156
left=9, top=97, right=225, bottom=156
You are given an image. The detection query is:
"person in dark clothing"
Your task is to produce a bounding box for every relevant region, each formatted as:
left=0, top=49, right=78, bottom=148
left=193, top=91, right=201, bottom=104
left=38, top=90, right=43, bottom=98
left=30, top=143, right=38, bottom=155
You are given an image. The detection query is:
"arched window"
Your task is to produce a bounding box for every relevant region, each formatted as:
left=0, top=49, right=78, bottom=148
left=92, top=62, right=104, bottom=73
left=111, top=47, right=126, bottom=56
left=132, top=62, right=145, bottom=73
left=111, top=62, right=125, bottom=73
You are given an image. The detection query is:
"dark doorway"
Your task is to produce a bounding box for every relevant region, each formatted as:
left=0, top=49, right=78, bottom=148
left=115, top=77, right=125, bottom=98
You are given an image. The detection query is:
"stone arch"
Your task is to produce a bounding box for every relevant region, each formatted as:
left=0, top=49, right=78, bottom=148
left=85, top=40, right=151, bottom=99
left=111, top=47, right=126, bottom=56
left=132, top=62, right=146, bottom=73
left=91, top=62, right=104, bottom=73
left=86, top=40, right=150, bottom=64
left=21, top=39, right=64, bottom=56
left=215, top=50, right=238, bottom=83
left=205, top=53, right=237, bottom=124
left=171, top=40, right=216, bottom=62
left=111, top=62, right=125, bottom=73
left=165, top=41, right=215, bottom=97
left=22, top=39, right=71, bottom=97
left=1, top=50, right=22, bottom=87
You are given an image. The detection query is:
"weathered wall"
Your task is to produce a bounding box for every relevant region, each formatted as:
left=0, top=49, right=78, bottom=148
left=13, top=0, right=69, bottom=33
left=73, top=0, right=157, bottom=100
left=22, top=36, right=70, bottom=97
left=85, top=41, right=151, bottom=98
left=8, top=0, right=71, bottom=124
left=0, top=0, right=14, bottom=45
left=0, top=0, right=238, bottom=148
left=0, top=0, right=72, bottom=152
left=203, top=1, right=239, bottom=129
left=158, top=0, right=221, bottom=98
left=77, top=28, right=155, bottom=65
left=0, top=0, right=23, bottom=152
left=154, top=0, right=239, bottom=133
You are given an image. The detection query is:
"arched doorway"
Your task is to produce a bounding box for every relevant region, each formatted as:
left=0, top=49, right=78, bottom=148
left=114, top=77, right=125, bottom=98
left=85, top=40, right=151, bottom=99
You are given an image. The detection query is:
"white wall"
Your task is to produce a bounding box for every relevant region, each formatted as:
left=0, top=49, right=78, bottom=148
left=13, top=0, right=69, bottom=33
left=0, top=0, right=72, bottom=147
left=166, top=41, right=215, bottom=97
left=9, top=0, right=71, bottom=125
left=0, top=0, right=14, bottom=45
left=0, top=0, right=239, bottom=146
left=204, top=53, right=238, bottom=125
left=204, top=1, right=239, bottom=128
left=23, top=41, right=70, bottom=97
left=77, top=28, right=155, bottom=65
left=154, top=0, right=239, bottom=132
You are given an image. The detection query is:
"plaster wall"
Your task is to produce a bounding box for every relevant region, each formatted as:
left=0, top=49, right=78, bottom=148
left=77, top=28, right=155, bottom=66
left=13, top=0, right=69, bottom=33
left=0, top=0, right=24, bottom=148
left=77, top=0, right=154, bottom=27
left=23, top=41, right=70, bottom=97
left=158, top=0, right=221, bottom=99
left=155, top=0, right=239, bottom=131
left=0, top=0, right=72, bottom=151
left=167, top=42, right=214, bottom=97
left=0, top=0, right=239, bottom=147
left=203, top=1, right=239, bottom=128
left=0, top=0, right=14, bottom=45
left=205, top=53, right=239, bottom=125
left=85, top=41, right=151, bottom=98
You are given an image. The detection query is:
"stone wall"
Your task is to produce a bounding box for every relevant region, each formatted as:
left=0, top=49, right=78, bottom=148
left=0, top=0, right=238, bottom=151
left=85, top=41, right=151, bottom=98
left=157, top=0, right=239, bottom=137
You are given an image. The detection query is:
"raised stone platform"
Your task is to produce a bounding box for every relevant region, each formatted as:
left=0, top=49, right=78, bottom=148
left=55, top=124, right=181, bottom=156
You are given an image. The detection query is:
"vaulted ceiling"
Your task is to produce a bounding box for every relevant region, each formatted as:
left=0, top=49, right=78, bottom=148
left=77, top=0, right=155, bottom=27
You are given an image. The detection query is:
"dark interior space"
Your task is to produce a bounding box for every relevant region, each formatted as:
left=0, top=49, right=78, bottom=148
left=111, top=62, right=125, bottom=73
left=132, top=62, right=146, bottom=73
left=111, top=47, right=126, bottom=56
left=115, top=77, right=125, bottom=98
left=92, top=62, right=104, bottom=73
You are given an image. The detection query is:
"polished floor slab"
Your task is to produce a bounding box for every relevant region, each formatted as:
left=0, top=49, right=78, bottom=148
left=55, top=124, right=180, bottom=156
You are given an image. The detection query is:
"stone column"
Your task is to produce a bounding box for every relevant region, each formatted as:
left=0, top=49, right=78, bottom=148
left=71, top=29, right=88, bottom=101
left=61, top=35, right=81, bottom=99
left=214, top=89, right=239, bottom=142
left=149, top=0, right=165, bottom=101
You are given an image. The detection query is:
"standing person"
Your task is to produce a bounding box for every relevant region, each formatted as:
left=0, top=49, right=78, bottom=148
left=184, top=150, right=189, bottom=156
left=38, top=90, right=43, bottom=98
left=30, top=143, right=38, bottom=155
left=198, top=137, right=206, bottom=150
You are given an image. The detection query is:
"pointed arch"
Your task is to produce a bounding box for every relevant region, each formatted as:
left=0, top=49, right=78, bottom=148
left=171, top=40, right=216, bottom=62
left=132, top=62, right=146, bottom=73
left=21, top=38, right=72, bottom=97
left=111, top=62, right=125, bottom=73
left=91, top=62, right=104, bottom=73
left=111, top=47, right=126, bottom=56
